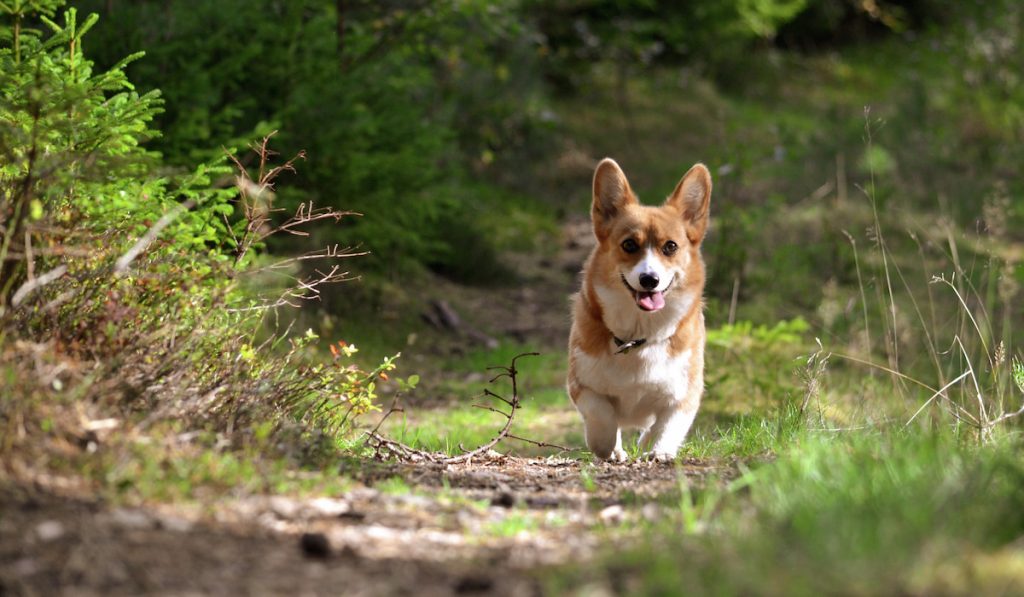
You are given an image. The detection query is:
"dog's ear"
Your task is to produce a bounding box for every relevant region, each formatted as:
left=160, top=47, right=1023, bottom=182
left=592, top=158, right=636, bottom=241
left=666, top=163, right=712, bottom=244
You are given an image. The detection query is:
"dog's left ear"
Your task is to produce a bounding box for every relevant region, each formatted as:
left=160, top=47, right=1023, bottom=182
left=666, top=163, right=712, bottom=244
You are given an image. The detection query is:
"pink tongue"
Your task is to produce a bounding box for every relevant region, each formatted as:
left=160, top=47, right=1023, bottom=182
left=636, top=291, right=665, bottom=311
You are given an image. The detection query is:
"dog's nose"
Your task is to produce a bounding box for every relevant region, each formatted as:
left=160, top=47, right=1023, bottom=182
left=639, top=273, right=659, bottom=290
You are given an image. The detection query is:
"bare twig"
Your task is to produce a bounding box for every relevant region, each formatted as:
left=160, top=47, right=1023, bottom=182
left=115, top=199, right=196, bottom=274
left=505, top=433, right=575, bottom=453
left=223, top=135, right=362, bottom=315
left=11, top=264, right=67, bottom=307
left=226, top=264, right=356, bottom=313
left=364, top=352, right=543, bottom=463
left=983, top=402, right=1024, bottom=431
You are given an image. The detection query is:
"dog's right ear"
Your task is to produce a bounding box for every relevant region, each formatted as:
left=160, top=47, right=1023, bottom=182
left=592, top=158, right=636, bottom=241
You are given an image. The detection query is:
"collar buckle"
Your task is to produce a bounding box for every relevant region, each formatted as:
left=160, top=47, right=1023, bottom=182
left=613, top=337, right=647, bottom=355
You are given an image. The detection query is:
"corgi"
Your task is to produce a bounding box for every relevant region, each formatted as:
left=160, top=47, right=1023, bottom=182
left=567, top=158, right=711, bottom=462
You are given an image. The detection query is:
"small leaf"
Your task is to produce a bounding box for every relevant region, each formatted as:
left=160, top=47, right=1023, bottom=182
left=29, top=199, right=44, bottom=220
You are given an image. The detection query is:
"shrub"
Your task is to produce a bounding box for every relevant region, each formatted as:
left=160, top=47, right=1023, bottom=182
left=0, top=5, right=403, bottom=469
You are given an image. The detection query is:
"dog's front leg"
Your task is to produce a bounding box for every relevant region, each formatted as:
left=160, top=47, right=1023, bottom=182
left=639, top=403, right=698, bottom=462
left=575, top=390, right=627, bottom=462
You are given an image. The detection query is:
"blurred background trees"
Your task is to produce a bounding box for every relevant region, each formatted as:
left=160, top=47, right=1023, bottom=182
left=59, top=0, right=1024, bottom=331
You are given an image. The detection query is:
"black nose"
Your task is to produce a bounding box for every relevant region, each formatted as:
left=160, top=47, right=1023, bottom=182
left=639, top=273, right=659, bottom=290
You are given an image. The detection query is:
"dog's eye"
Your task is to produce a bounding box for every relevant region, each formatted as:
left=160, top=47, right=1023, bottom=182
left=662, top=240, right=678, bottom=256
left=621, top=239, right=639, bottom=254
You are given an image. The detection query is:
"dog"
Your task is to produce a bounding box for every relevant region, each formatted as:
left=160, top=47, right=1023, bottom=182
left=567, top=158, right=711, bottom=462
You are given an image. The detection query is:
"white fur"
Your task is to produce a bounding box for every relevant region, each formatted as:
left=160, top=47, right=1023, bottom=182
left=573, top=346, right=692, bottom=425
left=572, top=276, right=700, bottom=461
left=639, top=403, right=699, bottom=459
left=575, top=389, right=627, bottom=462
left=626, top=248, right=675, bottom=293
left=594, top=281, right=697, bottom=346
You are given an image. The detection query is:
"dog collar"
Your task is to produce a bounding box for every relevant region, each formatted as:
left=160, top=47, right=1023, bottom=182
left=613, top=336, right=647, bottom=355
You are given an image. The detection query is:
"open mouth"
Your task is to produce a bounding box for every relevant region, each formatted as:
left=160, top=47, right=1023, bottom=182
left=620, top=274, right=674, bottom=312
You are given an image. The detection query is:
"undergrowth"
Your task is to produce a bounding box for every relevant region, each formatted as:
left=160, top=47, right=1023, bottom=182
left=550, top=431, right=1024, bottom=595
left=0, top=5, right=403, bottom=493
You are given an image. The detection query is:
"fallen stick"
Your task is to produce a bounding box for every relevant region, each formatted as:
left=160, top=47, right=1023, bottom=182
left=365, top=352, right=572, bottom=463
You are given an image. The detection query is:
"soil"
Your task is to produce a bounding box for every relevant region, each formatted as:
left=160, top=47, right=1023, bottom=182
left=1, top=454, right=735, bottom=596
left=1, top=219, right=735, bottom=596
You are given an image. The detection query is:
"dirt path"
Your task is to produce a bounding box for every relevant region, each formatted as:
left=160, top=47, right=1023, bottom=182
left=2, top=455, right=735, bottom=596
left=1, top=219, right=740, bottom=595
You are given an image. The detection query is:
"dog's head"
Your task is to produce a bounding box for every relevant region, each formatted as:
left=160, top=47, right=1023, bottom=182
left=589, top=158, right=711, bottom=313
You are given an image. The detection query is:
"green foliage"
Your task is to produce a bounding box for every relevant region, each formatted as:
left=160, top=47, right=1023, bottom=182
left=74, top=0, right=555, bottom=279
left=707, top=317, right=809, bottom=348
left=0, top=0, right=64, bottom=62
left=704, top=319, right=810, bottom=414
left=551, top=432, right=1024, bottom=594
left=734, top=0, right=810, bottom=38
left=529, top=0, right=932, bottom=90
left=1, top=4, right=406, bottom=470
left=298, top=335, right=416, bottom=437
left=0, top=5, right=161, bottom=302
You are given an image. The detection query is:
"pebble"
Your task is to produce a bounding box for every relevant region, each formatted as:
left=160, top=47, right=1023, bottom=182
left=35, top=520, right=65, bottom=542
left=307, top=497, right=350, bottom=517
left=108, top=508, right=153, bottom=530
left=13, top=557, right=38, bottom=576
left=598, top=504, right=625, bottom=525
left=641, top=503, right=661, bottom=522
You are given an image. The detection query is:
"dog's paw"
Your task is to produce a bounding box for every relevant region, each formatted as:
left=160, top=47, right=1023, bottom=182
left=642, top=450, right=677, bottom=464
left=597, top=447, right=628, bottom=463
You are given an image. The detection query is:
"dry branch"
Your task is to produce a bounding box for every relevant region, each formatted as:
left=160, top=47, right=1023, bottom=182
left=223, top=133, right=363, bottom=314
left=10, top=264, right=68, bottom=307
left=115, top=199, right=196, bottom=274
left=364, top=352, right=571, bottom=462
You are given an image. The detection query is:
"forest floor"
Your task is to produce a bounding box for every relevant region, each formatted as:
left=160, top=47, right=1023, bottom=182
left=1, top=215, right=743, bottom=596
left=2, top=454, right=740, bottom=596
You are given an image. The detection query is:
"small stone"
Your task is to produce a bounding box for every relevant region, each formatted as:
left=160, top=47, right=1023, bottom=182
left=269, top=496, right=299, bottom=519
left=35, top=520, right=65, bottom=542
left=641, top=503, right=661, bottom=522
left=108, top=508, right=152, bottom=529
left=156, top=514, right=194, bottom=533
left=338, top=544, right=359, bottom=559
left=299, top=532, right=331, bottom=558
left=13, top=557, right=38, bottom=576
left=599, top=504, right=625, bottom=525
left=306, top=497, right=350, bottom=518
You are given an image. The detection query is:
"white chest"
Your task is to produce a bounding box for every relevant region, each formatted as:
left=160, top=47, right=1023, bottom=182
left=573, top=345, right=691, bottom=423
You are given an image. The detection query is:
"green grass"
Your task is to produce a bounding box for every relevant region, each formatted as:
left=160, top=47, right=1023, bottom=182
left=374, top=476, right=413, bottom=495
left=685, top=407, right=805, bottom=459
left=379, top=343, right=583, bottom=456
left=381, top=324, right=821, bottom=459
left=102, top=437, right=354, bottom=504
left=549, top=429, right=1024, bottom=595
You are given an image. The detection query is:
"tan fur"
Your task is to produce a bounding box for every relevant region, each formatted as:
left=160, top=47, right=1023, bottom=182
left=567, top=158, right=711, bottom=461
